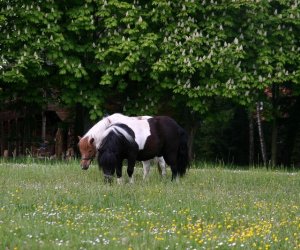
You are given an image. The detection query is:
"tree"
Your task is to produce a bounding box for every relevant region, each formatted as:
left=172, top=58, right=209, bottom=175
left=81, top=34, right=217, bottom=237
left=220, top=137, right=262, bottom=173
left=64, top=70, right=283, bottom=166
left=0, top=1, right=101, bottom=118
left=1, top=0, right=300, bottom=165
left=148, top=1, right=300, bottom=165
left=235, top=1, right=300, bottom=166
left=0, top=1, right=65, bottom=109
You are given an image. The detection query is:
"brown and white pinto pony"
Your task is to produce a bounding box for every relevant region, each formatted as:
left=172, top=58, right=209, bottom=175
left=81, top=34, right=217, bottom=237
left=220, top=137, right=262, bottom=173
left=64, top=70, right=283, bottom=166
left=97, top=116, right=188, bottom=182
left=78, top=114, right=189, bottom=183
left=78, top=114, right=166, bottom=181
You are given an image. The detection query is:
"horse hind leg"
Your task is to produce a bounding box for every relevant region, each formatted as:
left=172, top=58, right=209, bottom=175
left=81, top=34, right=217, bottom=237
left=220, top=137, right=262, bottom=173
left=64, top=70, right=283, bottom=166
left=142, top=160, right=151, bottom=180
left=171, top=169, right=179, bottom=181
left=163, top=153, right=178, bottom=181
left=157, top=157, right=166, bottom=177
left=169, top=162, right=178, bottom=181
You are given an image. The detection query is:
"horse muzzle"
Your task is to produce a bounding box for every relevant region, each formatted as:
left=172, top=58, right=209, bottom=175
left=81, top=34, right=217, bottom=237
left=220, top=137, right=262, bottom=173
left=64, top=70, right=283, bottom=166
left=81, top=158, right=92, bottom=170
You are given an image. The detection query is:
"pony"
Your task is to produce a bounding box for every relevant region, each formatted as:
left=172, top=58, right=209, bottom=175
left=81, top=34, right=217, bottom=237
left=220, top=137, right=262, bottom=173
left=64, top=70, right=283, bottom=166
left=78, top=114, right=166, bottom=179
left=87, top=115, right=189, bottom=182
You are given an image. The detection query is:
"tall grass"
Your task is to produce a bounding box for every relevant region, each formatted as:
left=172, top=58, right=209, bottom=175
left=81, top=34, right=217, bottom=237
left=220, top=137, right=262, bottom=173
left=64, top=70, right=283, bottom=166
left=0, top=160, right=299, bottom=249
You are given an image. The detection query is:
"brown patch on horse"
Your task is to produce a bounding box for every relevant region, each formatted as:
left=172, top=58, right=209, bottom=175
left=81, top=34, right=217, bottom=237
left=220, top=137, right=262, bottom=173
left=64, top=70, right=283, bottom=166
left=78, top=137, right=97, bottom=170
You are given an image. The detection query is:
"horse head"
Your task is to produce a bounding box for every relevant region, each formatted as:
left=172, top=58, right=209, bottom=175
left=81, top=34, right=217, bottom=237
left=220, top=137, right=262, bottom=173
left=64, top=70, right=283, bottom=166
left=78, top=136, right=97, bottom=170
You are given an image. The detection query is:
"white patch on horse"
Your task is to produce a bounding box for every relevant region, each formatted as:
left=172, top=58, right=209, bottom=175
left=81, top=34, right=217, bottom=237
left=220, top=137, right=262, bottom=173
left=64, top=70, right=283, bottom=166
left=108, top=114, right=151, bottom=149
left=121, top=119, right=151, bottom=150
left=137, top=115, right=152, bottom=120
left=104, top=125, right=135, bottom=144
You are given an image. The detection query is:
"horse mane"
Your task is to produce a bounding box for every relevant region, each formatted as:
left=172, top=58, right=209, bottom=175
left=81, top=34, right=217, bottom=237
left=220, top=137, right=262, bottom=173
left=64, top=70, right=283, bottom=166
left=102, top=123, right=135, bottom=144
left=98, top=124, right=137, bottom=168
left=99, top=124, right=136, bottom=152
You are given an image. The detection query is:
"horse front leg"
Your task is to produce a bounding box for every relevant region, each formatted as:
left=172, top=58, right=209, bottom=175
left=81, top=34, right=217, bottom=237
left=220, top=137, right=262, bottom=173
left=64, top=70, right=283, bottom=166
left=127, top=158, right=136, bottom=184
left=102, top=165, right=115, bottom=184
left=104, top=174, right=114, bottom=184
left=116, top=161, right=123, bottom=184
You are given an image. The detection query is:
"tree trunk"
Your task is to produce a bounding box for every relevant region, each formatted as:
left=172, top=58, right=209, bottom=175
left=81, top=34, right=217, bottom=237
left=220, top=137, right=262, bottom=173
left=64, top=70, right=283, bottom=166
left=271, top=119, right=278, bottom=166
left=0, top=121, right=3, bottom=156
left=249, top=111, right=254, bottom=165
left=42, top=111, right=47, bottom=142
left=55, top=128, right=63, bottom=159
left=187, top=124, right=199, bottom=162
left=15, top=118, right=19, bottom=156
left=271, top=84, right=279, bottom=166
left=256, top=102, right=267, bottom=167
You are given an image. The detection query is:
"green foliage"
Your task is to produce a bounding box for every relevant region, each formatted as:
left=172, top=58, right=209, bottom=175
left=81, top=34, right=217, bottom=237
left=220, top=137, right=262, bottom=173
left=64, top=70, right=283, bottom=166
left=0, top=1, right=63, bottom=106
left=1, top=0, right=300, bottom=119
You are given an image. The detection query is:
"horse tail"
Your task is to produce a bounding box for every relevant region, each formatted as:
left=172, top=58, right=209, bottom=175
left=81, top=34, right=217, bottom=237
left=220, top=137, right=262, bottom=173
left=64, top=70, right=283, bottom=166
left=177, top=128, right=189, bottom=177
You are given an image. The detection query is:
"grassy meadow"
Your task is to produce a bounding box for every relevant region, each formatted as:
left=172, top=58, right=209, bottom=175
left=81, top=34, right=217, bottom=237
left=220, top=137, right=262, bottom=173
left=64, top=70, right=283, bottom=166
left=0, top=160, right=299, bottom=250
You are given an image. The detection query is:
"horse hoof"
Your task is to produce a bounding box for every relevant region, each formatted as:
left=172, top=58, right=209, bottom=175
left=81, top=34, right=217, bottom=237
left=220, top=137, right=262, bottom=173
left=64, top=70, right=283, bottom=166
left=104, top=176, right=113, bottom=184
left=129, top=177, right=134, bottom=184
left=117, top=178, right=123, bottom=184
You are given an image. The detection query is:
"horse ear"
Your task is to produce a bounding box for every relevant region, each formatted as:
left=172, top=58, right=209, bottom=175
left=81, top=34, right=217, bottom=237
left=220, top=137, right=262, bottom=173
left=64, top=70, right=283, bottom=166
left=89, top=138, right=95, bottom=144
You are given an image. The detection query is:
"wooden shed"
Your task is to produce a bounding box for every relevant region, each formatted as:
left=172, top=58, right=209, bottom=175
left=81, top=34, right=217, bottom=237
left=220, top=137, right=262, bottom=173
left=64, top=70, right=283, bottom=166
left=0, top=104, right=76, bottom=159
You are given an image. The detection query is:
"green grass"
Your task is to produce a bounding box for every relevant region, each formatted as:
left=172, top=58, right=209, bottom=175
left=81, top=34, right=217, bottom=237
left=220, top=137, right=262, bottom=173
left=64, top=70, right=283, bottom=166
left=0, top=160, right=299, bottom=250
